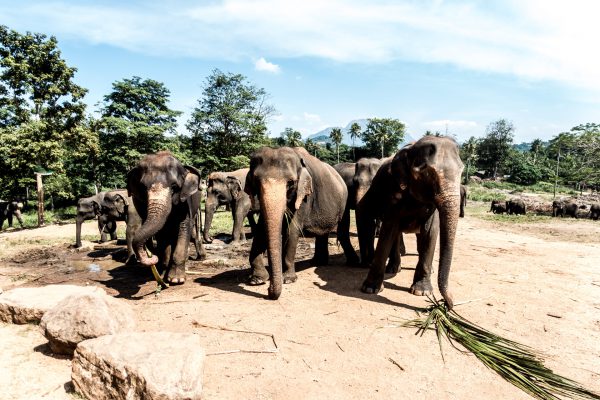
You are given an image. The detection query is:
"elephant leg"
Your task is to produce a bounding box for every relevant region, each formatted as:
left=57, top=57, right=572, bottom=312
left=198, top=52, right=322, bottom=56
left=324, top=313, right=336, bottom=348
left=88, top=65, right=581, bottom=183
left=337, top=205, right=360, bottom=266
left=385, top=232, right=403, bottom=274
left=356, top=209, right=376, bottom=267
left=14, top=211, right=23, bottom=228
left=312, top=234, right=330, bottom=265
left=98, top=219, right=108, bottom=243
left=247, top=217, right=269, bottom=285
left=361, top=216, right=400, bottom=294
left=410, top=213, right=439, bottom=296
left=125, top=223, right=136, bottom=264
left=107, top=221, right=117, bottom=241
left=167, top=217, right=191, bottom=284
left=231, top=202, right=248, bottom=245
left=282, top=223, right=301, bottom=283
left=7, top=213, right=13, bottom=228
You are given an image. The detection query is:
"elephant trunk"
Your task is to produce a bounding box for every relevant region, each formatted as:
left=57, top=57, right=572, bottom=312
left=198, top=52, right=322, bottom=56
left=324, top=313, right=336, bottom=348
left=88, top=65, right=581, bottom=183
left=435, top=184, right=461, bottom=310
left=75, top=215, right=84, bottom=248
left=355, top=186, right=369, bottom=207
left=203, top=193, right=218, bottom=243
left=133, top=185, right=172, bottom=266
left=259, top=179, right=286, bottom=300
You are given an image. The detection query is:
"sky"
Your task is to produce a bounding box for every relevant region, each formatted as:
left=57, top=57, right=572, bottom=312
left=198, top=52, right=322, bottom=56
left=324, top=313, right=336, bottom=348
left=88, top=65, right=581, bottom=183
left=2, top=0, right=600, bottom=143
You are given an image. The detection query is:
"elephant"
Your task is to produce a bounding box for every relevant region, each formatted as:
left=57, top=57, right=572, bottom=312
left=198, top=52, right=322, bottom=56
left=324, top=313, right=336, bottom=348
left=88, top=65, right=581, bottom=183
left=100, top=190, right=143, bottom=264
left=203, top=168, right=258, bottom=245
left=335, top=158, right=406, bottom=268
left=0, top=200, right=24, bottom=230
left=490, top=200, right=507, bottom=214
left=244, top=146, right=348, bottom=300
left=506, top=199, right=526, bottom=215
left=75, top=192, right=118, bottom=248
left=459, top=185, right=467, bottom=218
left=359, top=136, right=464, bottom=310
left=590, top=203, right=600, bottom=220
left=552, top=200, right=565, bottom=217
left=560, top=201, right=579, bottom=218
left=127, top=151, right=204, bottom=284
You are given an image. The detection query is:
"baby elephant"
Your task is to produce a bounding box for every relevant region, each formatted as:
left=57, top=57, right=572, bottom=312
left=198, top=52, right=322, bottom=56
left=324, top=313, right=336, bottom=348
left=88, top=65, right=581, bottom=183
left=489, top=200, right=506, bottom=214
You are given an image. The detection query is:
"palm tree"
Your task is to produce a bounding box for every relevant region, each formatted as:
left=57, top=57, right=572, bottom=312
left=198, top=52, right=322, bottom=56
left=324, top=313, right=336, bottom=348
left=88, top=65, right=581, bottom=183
left=282, top=127, right=303, bottom=147
left=305, top=138, right=320, bottom=157
left=530, top=138, right=543, bottom=165
left=461, top=136, right=479, bottom=184
left=330, top=127, right=343, bottom=163
left=349, top=122, right=361, bottom=161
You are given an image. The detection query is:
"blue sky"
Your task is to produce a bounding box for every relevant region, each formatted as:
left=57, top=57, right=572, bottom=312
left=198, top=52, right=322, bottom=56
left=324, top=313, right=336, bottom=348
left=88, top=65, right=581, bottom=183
left=2, top=0, right=599, bottom=143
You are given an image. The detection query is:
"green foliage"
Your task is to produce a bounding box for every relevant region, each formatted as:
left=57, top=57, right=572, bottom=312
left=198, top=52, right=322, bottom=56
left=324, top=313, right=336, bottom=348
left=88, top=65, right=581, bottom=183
left=97, top=76, right=182, bottom=188
left=361, top=118, right=405, bottom=158
left=187, top=69, right=275, bottom=171
left=476, top=119, right=515, bottom=178
left=329, top=127, right=343, bottom=163
left=280, top=127, right=303, bottom=147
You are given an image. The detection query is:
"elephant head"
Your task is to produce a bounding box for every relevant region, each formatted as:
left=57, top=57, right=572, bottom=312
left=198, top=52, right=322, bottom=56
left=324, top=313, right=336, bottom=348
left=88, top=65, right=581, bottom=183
left=353, top=158, right=382, bottom=205
left=203, top=169, right=247, bottom=243
left=245, top=147, right=313, bottom=300
left=390, top=136, right=464, bottom=309
left=75, top=194, right=103, bottom=248
left=127, top=151, right=201, bottom=267
left=101, top=191, right=129, bottom=220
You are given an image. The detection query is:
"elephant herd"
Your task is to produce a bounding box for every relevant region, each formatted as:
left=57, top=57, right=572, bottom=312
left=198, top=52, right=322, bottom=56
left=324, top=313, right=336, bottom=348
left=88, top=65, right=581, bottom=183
left=74, top=136, right=465, bottom=309
left=489, top=197, right=600, bottom=220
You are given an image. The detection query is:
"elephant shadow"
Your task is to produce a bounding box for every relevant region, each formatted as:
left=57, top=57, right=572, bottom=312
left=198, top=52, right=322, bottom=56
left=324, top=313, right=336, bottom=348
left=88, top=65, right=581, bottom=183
left=312, top=253, right=422, bottom=312
left=97, top=263, right=158, bottom=300
left=193, top=268, right=269, bottom=300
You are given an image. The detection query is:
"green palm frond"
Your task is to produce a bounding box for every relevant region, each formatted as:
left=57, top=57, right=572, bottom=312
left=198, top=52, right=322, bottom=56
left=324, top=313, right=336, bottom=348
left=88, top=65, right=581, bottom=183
left=401, top=296, right=600, bottom=400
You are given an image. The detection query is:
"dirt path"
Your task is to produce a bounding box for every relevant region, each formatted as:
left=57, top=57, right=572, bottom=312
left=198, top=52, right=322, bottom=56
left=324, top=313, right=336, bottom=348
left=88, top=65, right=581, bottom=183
left=1, top=215, right=599, bottom=399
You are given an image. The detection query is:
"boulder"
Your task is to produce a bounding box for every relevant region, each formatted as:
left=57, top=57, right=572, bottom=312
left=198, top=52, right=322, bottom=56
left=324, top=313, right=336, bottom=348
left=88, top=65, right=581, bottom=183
left=0, top=285, right=105, bottom=324
left=40, top=292, right=136, bottom=355
left=72, top=332, right=205, bottom=400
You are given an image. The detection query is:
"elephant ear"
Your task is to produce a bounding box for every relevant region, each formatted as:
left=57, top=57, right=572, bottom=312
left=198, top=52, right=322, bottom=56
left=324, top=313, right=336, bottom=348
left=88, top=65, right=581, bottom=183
left=244, top=170, right=254, bottom=197
left=115, top=193, right=129, bottom=215
left=295, top=162, right=313, bottom=210
left=226, top=176, right=244, bottom=200
left=92, top=199, right=102, bottom=216
left=126, top=167, right=142, bottom=198
left=180, top=166, right=201, bottom=203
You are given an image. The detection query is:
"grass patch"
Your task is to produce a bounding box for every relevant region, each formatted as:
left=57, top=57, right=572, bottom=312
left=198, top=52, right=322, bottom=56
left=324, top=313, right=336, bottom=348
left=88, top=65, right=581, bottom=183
left=202, top=207, right=235, bottom=237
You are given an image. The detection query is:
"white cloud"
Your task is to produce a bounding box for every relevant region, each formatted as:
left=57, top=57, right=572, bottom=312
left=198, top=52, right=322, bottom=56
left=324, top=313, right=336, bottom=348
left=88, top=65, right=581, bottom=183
left=302, top=112, right=322, bottom=124
left=254, top=57, right=281, bottom=73
left=4, top=0, right=600, bottom=91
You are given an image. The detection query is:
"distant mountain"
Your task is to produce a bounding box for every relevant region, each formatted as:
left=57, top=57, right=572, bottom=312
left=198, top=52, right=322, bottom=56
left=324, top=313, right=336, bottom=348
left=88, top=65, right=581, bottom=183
left=512, top=141, right=549, bottom=152
left=308, top=119, right=414, bottom=147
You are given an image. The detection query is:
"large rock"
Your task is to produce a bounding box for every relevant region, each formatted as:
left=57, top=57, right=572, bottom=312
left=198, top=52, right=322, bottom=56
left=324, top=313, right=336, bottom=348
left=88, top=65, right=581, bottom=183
left=40, top=292, right=136, bottom=355
left=72, top=332, right=205, bottom=400
left=0, top=285, right=105, bottom=324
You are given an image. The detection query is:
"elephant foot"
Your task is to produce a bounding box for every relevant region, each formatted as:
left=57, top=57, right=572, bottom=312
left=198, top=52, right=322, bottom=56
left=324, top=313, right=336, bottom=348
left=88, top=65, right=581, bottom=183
left=410, top=278, right=433, bottom=296
left=230, top=239, right=246, bottom=247
left=246, top=274, right=267, bottom=286
left=203, top=237, right=213, bottom=244
left=283, top=271, right=297, bottom=284
left=345, top=253, right=360, bottom=267
left=125, top=255, right=138, bottom=266
left=189, top=253, right=207, bottom=261
left=385, top=260, right=400, bottom=275
left=167, top=267, right=186, bottom=284
left=310, top=256, right=328, bottom=266
left=360, top=270, right=384, bottom=294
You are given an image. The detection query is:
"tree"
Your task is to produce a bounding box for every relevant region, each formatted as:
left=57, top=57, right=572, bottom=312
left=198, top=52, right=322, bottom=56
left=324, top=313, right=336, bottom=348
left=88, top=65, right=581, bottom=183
left=529, top=138, right=544, bottom=165
left=460, top=136, right=479, bottom=184
left=477, top=119, right=515, bottom=178
left=97, top=76, right=181, bottom=189
left=304, top=138, right=320, bottom=157
left=362, top=118, right=405, bottom=158
left=0, top=25, right=90, bottom=200
left=187, top=69, right=276, bottom=171
left=329, top=127, right=343, bottom=163
left=281, top=127, right=303, bottom=147
left=349, top=122, right=361, bottom=161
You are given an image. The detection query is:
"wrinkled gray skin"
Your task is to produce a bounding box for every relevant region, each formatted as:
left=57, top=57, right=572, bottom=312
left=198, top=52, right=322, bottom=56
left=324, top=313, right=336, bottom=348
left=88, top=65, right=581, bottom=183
left=506, top=199, right=526, bottom=215
left=75, top=192, right=118, bottom=248
left=0, top=200, right=24, bottom=230
left=128, top=151, right=203, bottom=284
left=359, top=136, right=464, bottom=310
left=101, top=190, right=143, bottom=264
left=245, top=146, right=348, bottom=300
left=490, top=200, right=507, bottom=214
left=460, top=185, right=467, bottom=218
left=203, top=168, right=258, bottom=245
left=334, top=158, right=406, bottom=268
left=590, top=203, right=600, bottom=220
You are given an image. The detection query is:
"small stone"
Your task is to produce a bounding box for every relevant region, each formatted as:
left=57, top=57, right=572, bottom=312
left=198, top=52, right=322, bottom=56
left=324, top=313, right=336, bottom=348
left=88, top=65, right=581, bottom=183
left=0, top=285, right=105, bottom=324
left=72, top=332, right=205, bottom=400
left=40, top=292, right=136, bottom=356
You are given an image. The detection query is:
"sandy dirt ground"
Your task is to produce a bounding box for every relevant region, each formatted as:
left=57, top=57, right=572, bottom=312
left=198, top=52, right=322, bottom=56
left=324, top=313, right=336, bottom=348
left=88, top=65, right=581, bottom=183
left=1, top=207, right=599, bottom=400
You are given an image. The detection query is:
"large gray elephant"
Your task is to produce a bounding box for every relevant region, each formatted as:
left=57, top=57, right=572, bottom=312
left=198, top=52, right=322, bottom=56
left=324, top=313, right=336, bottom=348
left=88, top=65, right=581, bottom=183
left=553, top=200, right=578, bottom=218
left=127, top=151, right=203, bottom=284
left=0, top=200, right=24, bottom=230
left=359, top=136, right=464, bottom=309
left=245, top=146, right=348, bottom=300
left=590, top=203, right=600, bottom=220
left=506, top=199, right=526, bottom=215
left=203, top=168, right=258, bottom=244
left=75, top=192, right=118, bottom=248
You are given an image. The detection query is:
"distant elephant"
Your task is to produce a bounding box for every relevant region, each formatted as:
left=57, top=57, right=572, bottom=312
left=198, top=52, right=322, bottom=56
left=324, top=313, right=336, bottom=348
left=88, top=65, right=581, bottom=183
left=459, top=185, right=467, bottom=218
left=336, top=158, right=405, bottom=270
left=490, top=200, right=507, bottom=214
left=203, top=168, right=258, bottom=245
left=590, top=203, right=600, bottom=220
left=0, top=200, right=24, bottom=230
left=552, top=200, right=565, bottom=217
left=562, top=202, right=579, bottom=218
left=245, top=146, right=348, bottom=299
left=506, top=199, right=526, bottom=215
left=127, top=151, right=203, bottom=284
left=75, top=192, right=118, bottom=248
left=101, top=190, right=142, bottom=264
left=359, top=136, right=464, bottom=309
